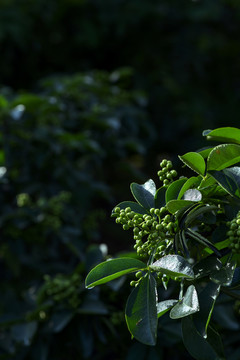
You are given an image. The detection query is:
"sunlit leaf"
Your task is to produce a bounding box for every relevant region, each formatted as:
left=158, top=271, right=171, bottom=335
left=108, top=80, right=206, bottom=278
left=170, top=285, right=199, bottom=319
left=85, top=258, right=146, bottom=288
left=203, top=127, right=240, bottom=145
left=179, top=152, right=206, bottom=176
left=150, top=255, right=194, bottom=279
left=157, top=299, right=178, bottom=318
left=210, top=261, right=236, bottom=286
left=165, top=178, right=187, bottom=203
left=207, top=144, right=240, bottom=171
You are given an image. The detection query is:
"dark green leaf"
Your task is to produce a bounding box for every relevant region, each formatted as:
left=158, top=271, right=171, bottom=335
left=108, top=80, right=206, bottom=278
left=150, top=255, right=194, bottom=279
left=125, top=274, right=158, bottom=346
left=178, top=176, right=202, bottom=199
left=207, top=144, right=240, bottom=171
left=186, top=229, right=222, bottom=257
left=85, top=258, right=146, bottom=288
left=179, top=152, right=206, bottom=176
left=130, top=179, right=156, bottom=209
left=210, top=261, right=236, bottom=286
left=165, top=178, right=187, bottom=203
left=157, top=299, right=178, bottom=318
left=182, top=317, right=225, bottom=360
left=228, top=267, right=240, bottom=288
left=203, top=127, right=240, bottom=145
left=193, top=282, right=221, bottom=338
left=209, top=167, right=240, bottom=198
left=154, top=186, right=167, bottom=208
left=193, top=256, right=222, bottom=278
left=170, top=285, right=199, bottom=319
left=184, top=205, right=218, bottom=227
left=112, top=201, right=147, bottom=215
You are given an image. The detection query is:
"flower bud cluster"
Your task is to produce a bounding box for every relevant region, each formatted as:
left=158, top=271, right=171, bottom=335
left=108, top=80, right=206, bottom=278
left=227, top=211, right=240, bottom=253
left=157, top=159, right=177, bottom=186
left=112, top=206, right=177, bottom=262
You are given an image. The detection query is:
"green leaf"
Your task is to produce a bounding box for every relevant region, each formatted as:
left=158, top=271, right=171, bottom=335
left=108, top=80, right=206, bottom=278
left=179, top=152, right=206, bottom=176
left=186, top=229, right=222, bottom=257
left=182, top=189, right=202, bottom=202
left=184, top=205, right=218, bottom=227
left=193, top=282, right=221, bottom=338
left=182, top=317, right=225, bottom=360
left=150, top=255, right=194, bottom=279
left=85, top=258, right=146, bottom=288
left=125, top=274, right=158, bottom=346
left=178, top=176, right=202, bottom=199
left=210, top=261, right=236, bottom=286
left=228, top=267, right=240, bottom=288
left=157, top=299, right=178, bottom=318
left=154, top=186, right=167, bottom=208
left=130, top=179, right=156, bottom=209
left=165, top=178, right=187, bottom=203
left=193, top=256, right=222, bottom=279
left=170, top=285, right=199, bottom=319
left=167, top=199, right=195, bottom=214
left=209, top=167, right=240, bottom=198
left=203, top=127, right=240, bottom=145
left=112, top=201, right=147, bottom=215
left=207, top=144, right=240, bottom=171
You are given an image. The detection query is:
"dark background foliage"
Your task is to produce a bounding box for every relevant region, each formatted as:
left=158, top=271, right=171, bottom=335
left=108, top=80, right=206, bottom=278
left=0, top=0, right=240, bottom=359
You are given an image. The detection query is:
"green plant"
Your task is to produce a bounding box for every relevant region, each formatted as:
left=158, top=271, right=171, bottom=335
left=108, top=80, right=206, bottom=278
left=86, top=127, right=240, bottom=360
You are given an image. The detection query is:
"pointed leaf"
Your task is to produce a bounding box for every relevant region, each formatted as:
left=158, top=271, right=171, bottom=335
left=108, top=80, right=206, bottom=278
left=112, top=201, right=147, bottom=215
left=203, top=127, right=240, bottom=145
left=193, top=282, right=221, bottom=338
left=157, top=299, right=178, bottom=318
left=182, top=317, right=225, bottom=360
left=179, top=152, right=206, bottom=176
left=207, top=144, right=240, bottom=171
left=130, top=179, right=156, bottom=209
left=125, top=274, right=158, bottom=346
left=178, top=176, right=202, bottom=199
left=85, top=258, right=146, bottom=288
left=209, top=167, right=240, bottom=198
left=150, top=255, right=194, bottom=279
left=165, top=178, right=187, bottom=203
left=170, top=285, right=199, bottom=319
left=210, top=261, right=236, bottom=286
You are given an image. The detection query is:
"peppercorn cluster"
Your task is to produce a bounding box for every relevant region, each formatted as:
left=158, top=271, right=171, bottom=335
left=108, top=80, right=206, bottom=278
left=157, top=159, right=177, bottom=186
left=38, top=272, right=82, bottom=309
left=227, top=211, right=240, bottom=253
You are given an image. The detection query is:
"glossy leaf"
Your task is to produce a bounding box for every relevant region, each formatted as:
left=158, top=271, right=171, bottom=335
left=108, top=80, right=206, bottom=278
left=125, top=274, right=158, bottom=346
left=194, top=256, right=222, bottom=279
left=210, top=261, right=236, bottom=286
left=157, top=299, right=178, bottom=318
left=182, top=317, right=225, bottom=360
left=182, top=189, right=202, bottom=202
left=166, top=199, right=195, bottom=214
left=184, top=205, right=218, bottom=227
left=112, top=201, right=147, bottom=215
left=170, top=285, right=199, bottom=319
left=178, top=176, right=202, bottom=199
left=150, top=255, right=194, bottom=279
left=154, top=186, right=167, bottom=208
left=179, top=152, right=206, bottom=176
left=207, top=144, right=240, bottom=171
left=186, top=229, right=222, bottom=257
left=228, top=267, right=240, bottom=288
left=130, top=179, right=156, bottom=209
left=165, top=178, right=187, bottom=203
left=209, top=167, right=240, bottom=198
left=193, top=282, right=221, bottom=338
left=203, top=127, right=240, bottom=145
left=85, top=258, right=146, bottom=288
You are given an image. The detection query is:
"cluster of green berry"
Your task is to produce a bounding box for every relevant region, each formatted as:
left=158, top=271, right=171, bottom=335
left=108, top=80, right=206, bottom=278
left=157, top=159, right=177, bottom=186
left=226, top=211, right=240, bottom=253
left=38, top=272, right=82, bottom=309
